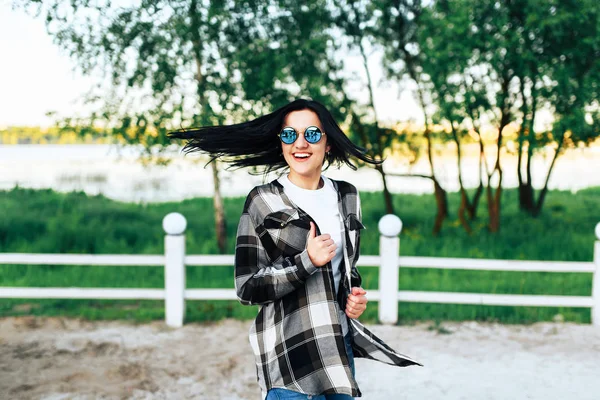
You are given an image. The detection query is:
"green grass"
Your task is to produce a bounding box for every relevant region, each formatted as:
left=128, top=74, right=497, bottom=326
left=0, top=186, right=599, bottom=324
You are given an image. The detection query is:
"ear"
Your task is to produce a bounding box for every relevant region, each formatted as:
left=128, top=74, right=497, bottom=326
left=326, top=143, right=331, bottom=153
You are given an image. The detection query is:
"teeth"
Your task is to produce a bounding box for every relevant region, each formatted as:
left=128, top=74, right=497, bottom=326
left=294, top=153, right=310, bottom=158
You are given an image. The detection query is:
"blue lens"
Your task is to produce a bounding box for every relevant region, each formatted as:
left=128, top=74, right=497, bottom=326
left=304, top=126, right=322, bottom=143
left=280, top=128, right=297, bottom=144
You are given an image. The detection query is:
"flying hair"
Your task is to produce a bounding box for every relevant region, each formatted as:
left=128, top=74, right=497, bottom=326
left=168, top=98, right=382, bottom=175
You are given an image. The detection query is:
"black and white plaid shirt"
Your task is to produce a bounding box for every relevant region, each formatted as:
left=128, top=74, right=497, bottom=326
left=235, top=178, right=421, bottom=397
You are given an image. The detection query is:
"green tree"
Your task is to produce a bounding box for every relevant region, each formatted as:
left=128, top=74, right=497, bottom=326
left=253, top=0, right=403, bottom=215
left=514, top=0, right=600, bottom=216
left=415, top=0, right=486, bottom=234
left=234, top=1, right=353, bottom=120
left=375, top=0, right=451, bottom=234
left=235, top=0, right=398, bottom=215
left=329, top=0, right=398, bottom=214
left=406, top=0, right=524, bottom=233
left=418, top=0, right=600, bottom=230
left=17, top=0, right=278, bottom=252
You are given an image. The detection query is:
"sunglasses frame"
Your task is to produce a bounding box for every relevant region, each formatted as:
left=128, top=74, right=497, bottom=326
left=278, top=125, right=326, bottom=145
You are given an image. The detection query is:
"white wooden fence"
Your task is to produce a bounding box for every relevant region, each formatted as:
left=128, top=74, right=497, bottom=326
left=1, top=213, right=599, bottom=328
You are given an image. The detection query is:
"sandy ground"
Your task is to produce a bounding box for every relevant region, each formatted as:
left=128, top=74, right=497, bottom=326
left=1, top=317, right=599, bottom=400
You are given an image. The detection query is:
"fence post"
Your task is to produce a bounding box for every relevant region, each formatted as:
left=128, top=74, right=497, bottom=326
left=378, top=214, right=402, bottom=325
left=592, top=223, right=600, bottom=327
left=163, top=213, right=187, bottom=328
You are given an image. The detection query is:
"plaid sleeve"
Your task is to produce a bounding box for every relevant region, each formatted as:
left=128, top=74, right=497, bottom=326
left=234, top=211, right=318, bottom=306
left=350, top=190, right=363, bottom=289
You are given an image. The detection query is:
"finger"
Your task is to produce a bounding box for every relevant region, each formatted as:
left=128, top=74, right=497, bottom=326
left=319, top=233, right=331, bottom=241
left=346, top=303, right=366, bottom=313
left=352, top=286, right=367, bottom=296
left=351, top=287, right=367, bottom=296
left=309, top=222, right=316, bottom=239
left=350, top=295, right=367, bottom=305
left=321, top=238, right=334, bottom=247
left=347, top=304, right=363, bottom=313
left=351, top=287, right=366, bottom=296
left=348, top=296, right=367, bottom=308
left=353, top=301, right=366, bottom=310
left=347, top=295, right=361, bottom=304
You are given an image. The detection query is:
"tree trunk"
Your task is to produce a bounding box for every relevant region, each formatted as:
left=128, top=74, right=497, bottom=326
left=386, top=171, right=447, bottom=235
left=467, top=184, right=484, bottom=220
left=532, top=133, right=564, bottom=217
left=433, top=180, right=449, bottom=235
left=375, top=164, right=394, bottom=214
left=487, top=183, right=502, bottom=233
left=402, top=48, right=448, bottom=234
left=518, top=77, right=539, bottom=213
left=211, top=160, right=227, bottom=253
left=469, top=129, right=485, bottom=220
left=464, top=94, right=487, bottom=221
left=350, top=111, right=395, bottom=215
left=426, top=125, right=448, bottom=236
left=358, top=36, right=395, bottom=215
left=420, top=94, right=448, bottom=234
left=458, top=189, right=472, bottom=234
left=450, top=121, right=472, bottom=233
left=487, top=125, right=506, bottom=233
left=486, top=74, right=512, bottom=233
left=517, top=77, right=531, bottom=211
left=518, top=143, right=535, bottom=212
left=517, top=143, right=535, bottom=213
left=190, top=0, right=227, bottom=253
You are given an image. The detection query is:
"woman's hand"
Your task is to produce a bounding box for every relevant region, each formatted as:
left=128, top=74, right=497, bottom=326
left=307, top=221, right=336, bottom=267
left=346, top=287, right=367, bottom=319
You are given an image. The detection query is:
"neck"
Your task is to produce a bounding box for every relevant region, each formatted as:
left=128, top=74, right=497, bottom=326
left=288, top=171, right=323, bottom=190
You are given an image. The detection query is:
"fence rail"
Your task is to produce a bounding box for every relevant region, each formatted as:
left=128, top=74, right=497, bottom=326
left=1, top=212, right=599, bottom=328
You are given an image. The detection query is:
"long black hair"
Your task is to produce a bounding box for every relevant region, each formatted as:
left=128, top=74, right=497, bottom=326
left=168, top=98, right=381, bottom=174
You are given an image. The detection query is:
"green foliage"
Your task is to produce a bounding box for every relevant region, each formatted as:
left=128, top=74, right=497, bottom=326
left=18, top=0, right=298, bottom=149
left=0, top=126, right=110, bottom=145
left=8, top=0, right=600, bottom=235
left=1, top=186, right=598, bottom=324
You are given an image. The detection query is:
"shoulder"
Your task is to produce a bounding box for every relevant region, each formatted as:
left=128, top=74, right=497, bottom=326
left=327, top=177, right=358, bottom=196
left=326, top=177, right=361, bottom=216
left=242, top=180, right=285, bottom=222
left=243, top=182, right=274, bottom=209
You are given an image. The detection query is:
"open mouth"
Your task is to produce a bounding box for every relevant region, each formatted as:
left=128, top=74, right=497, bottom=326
left=293, top=153, right=311, bottom=161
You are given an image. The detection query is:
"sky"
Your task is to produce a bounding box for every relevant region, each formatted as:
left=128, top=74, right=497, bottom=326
left=0, top=2, right=426, bottom=129
left=0, top=3, right=100, bottom=128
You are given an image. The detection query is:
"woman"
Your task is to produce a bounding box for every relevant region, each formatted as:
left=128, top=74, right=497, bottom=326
left=170, top=99, right=420, bottom=399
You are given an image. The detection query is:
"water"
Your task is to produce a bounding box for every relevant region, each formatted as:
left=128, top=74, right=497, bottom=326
left=0, top=144, right=599, bottom=203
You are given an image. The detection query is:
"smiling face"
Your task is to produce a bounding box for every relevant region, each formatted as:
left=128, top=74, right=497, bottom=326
left=281, top=109, right=331, bottom=189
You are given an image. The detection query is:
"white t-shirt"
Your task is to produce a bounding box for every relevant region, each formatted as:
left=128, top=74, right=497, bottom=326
left=278, top=174, right=349, bottom=335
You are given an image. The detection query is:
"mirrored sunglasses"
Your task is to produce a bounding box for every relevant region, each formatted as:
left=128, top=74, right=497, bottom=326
left=278, top=126, right=325, bottom=145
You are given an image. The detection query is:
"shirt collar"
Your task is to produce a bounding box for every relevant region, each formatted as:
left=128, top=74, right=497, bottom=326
left=271, top=177, right=342, bottom=208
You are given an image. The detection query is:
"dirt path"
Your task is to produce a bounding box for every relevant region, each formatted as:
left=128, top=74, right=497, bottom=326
left=1, top=317, right=599, bottom=400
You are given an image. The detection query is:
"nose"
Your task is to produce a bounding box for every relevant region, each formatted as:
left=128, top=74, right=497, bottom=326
left=294, top=133, right=309, bottom=149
